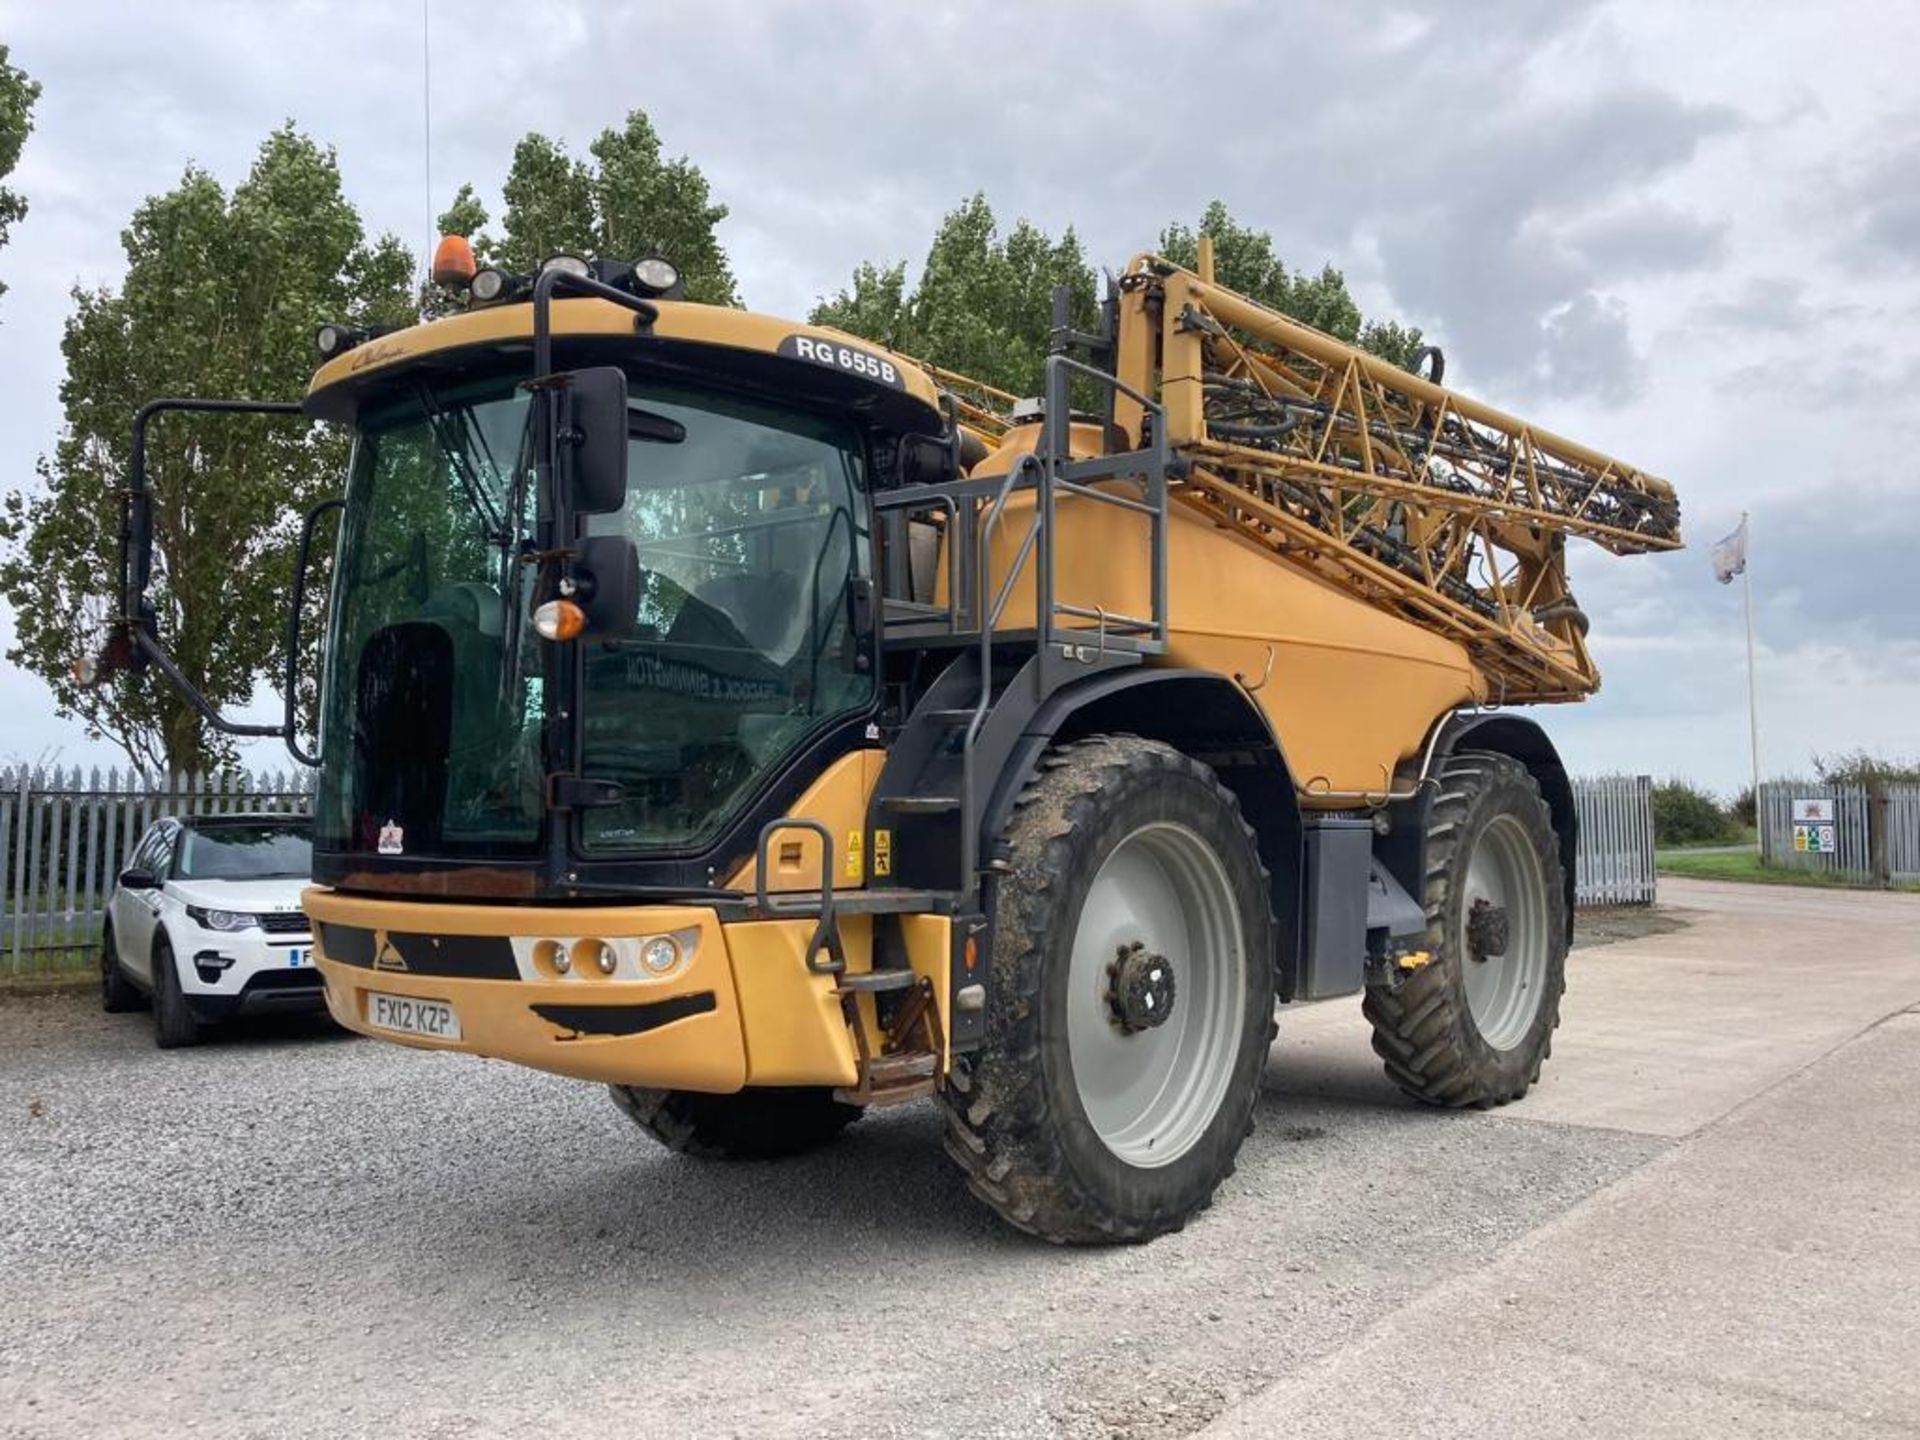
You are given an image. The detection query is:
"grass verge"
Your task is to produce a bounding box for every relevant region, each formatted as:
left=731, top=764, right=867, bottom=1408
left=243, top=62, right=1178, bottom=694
left=1658, top=848, right=1919, bottom=891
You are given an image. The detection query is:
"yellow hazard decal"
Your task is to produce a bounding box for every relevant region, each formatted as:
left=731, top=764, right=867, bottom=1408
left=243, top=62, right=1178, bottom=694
left=873, top=829, right=892, bottom=879
left=844, top=828, right=864, bottom=882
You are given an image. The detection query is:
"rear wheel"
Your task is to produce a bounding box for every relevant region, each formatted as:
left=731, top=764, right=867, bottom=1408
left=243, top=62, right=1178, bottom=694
left=150, top=937, right=206, bottom=1050
left=941, top=735, right=1274, bottom=1244
left=1363, top=750, right=1566, bottom=1107
left=608, top=1085, right=862, bottom=1160
left=100, top=924, right=144, bottom=1013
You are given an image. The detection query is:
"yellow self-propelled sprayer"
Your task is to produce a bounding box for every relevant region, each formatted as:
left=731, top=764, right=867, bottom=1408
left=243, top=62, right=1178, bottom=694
left=97, top=232, right=1677, bottom=1242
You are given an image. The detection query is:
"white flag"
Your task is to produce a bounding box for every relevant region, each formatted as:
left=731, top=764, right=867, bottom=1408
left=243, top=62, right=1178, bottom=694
left=1710, top=513, right=1748, bottom=585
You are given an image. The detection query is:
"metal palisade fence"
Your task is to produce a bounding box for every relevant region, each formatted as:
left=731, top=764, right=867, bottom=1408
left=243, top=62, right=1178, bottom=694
left=1757, top=780, right=1920, bottom=886
left=1572, top=774, right=1657, bottom=907
left=2, top=766, right=313, bottom=976
left=2, top=766, right=1658, bottom=977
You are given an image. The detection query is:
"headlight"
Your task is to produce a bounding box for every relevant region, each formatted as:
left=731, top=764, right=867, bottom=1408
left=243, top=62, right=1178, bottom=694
left=187, top=906, right=258, bottom=933
left=541, top=253, right=592, bottom=278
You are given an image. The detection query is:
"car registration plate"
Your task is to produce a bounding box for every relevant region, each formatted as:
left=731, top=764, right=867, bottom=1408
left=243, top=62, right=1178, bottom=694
left=366, top=992, right=462, bottom=1041
left=287, top=946, right=312, bottom=967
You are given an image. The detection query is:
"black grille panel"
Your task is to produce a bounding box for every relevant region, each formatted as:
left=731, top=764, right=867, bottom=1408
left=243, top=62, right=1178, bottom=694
left=259, top=911, right=311, bottom=936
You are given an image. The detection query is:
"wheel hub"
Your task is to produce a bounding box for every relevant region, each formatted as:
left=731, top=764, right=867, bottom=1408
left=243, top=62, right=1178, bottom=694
left=1467, top=897, right=1510, bottom=962
left=1106, top=941, right=1177, bottom=1034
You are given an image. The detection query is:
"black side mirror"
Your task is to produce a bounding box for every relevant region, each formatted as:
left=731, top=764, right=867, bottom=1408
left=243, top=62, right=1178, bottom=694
left=556, top=366, right=629, bottom=516
left=119, top=867, right=160, bottom=890
left=573, top=535, right=640, bottom=637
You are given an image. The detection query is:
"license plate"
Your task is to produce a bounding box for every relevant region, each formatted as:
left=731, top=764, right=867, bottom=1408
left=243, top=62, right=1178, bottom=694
left=287, top=947, right=312, bottom=968
left=366, top=992, right=462, bottom=1041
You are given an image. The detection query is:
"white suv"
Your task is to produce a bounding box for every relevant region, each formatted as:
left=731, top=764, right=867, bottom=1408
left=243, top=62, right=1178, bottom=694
left=101, top=814, right=325, bottom=1047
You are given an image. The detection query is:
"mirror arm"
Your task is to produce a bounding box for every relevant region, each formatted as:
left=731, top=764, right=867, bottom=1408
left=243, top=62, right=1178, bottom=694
left=127, top=628, right=285, bottom=737
left=530, top=268, right=660, bottom=379
left=114, top=398, right=308, bottom=739
left=283, top=497, right=346, bottom=767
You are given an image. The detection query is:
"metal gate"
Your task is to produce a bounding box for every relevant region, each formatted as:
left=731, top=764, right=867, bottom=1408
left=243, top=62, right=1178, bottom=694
left=1573, top=774, right=1656, bottom=906
left=1756, top=782, right=1872, bottom=879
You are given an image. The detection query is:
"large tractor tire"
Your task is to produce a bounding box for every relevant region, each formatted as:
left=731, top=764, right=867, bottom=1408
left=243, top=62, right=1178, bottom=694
left=608, top=1085, right=862, bottom=1160
left=941, top=735, right=1275, bottom=1244
left=1363, top=750, right=1567, bottom=1107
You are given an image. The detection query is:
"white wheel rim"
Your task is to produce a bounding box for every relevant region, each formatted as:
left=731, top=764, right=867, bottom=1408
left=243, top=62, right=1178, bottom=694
left=1460, top=814, right=1551, bottom=1051
left=1066, top=822, right=1246, bottom=1168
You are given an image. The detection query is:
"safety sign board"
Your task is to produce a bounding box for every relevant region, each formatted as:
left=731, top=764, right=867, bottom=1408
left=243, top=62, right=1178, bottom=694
left=1791, top=798, right=1836, bottom=855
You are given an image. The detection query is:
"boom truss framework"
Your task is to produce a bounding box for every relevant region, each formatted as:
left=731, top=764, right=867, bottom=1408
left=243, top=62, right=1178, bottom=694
left=920, top=257, right=1680, bottom=704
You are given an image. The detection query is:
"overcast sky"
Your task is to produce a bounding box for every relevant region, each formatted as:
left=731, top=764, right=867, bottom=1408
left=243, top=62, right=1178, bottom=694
left=2, top=0, right=1916, bottom=792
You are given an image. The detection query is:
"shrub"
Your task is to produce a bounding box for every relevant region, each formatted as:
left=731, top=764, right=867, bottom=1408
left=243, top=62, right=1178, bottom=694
left=1651, top=780, right=1736, bottom=846
left=1811, top=751, right=1920, bottom=788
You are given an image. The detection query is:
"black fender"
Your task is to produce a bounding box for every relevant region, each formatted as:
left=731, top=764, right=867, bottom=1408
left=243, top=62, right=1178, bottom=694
left=1378, top=712, right=1577, bottom=946
left=980, top=667, right=1307, bottom=998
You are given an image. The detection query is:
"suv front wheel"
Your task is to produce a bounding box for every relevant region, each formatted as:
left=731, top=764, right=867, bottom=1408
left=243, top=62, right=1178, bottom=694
left=151, top=936, right=206, bottom=1049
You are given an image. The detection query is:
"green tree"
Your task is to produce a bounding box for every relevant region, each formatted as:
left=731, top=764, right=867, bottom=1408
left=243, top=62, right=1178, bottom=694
left=811, top=192, right=1097, bottom=396
left=497, top=133, right=595, bottom=272
left=815, top=195, right=1425, bottom=395
left=436, top=182, right=493, bottom=263
left=589, top=110, right=736, bottom=305
left=0, top=44, right=42, bottom=305
left=1650, top=779, right=1736, bottom=847
left=461, top=110, right=738, bottom=305
left=1159, top=202, right=1426, bottom=370
left=0, top=126, right=415, bottom=775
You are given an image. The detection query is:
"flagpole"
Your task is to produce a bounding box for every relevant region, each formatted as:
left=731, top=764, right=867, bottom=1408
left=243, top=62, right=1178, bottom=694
left=1741, top=515, right=1761, bottom=854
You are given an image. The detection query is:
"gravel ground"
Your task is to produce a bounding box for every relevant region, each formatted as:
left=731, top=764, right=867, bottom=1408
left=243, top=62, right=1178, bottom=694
left=0, top=983, right=1664, bottom=1440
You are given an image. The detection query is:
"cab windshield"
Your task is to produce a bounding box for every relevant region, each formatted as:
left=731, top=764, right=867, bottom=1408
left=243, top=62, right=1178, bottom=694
left=314, top=371, right=873, bottom=860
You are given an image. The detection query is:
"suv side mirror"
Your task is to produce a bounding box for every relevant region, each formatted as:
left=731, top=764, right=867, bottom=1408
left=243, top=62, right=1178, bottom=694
left=556, top=366, right=629, bottom=516
left=119, top=867, right=160, bottom=890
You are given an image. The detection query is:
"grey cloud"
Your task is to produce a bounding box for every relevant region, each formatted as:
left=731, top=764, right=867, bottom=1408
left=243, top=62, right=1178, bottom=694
left=536, top=1, right=1742, bottom=406
left=1561, top=201, right=1728, bottom=276
left=1694, top=277, right=1819, bottom=334
left=1717, top=344, right=1920, bottom=409
left=1538, top=293, right=1640, bottom=404
left=1834, top=131, right=1920, bottom=267
left=1569, top=480, right=1920, bottom=665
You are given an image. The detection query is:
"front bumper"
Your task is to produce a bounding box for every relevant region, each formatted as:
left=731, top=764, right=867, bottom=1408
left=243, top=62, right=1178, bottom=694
left=175, top=924, right=324, bottom=1019
left=303, top=889, right=864, bottom=1093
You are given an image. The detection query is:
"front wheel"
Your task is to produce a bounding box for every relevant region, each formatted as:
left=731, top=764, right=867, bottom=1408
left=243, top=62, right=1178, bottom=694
left=1363, top=750, right=1567, bottom=1107
left=151, top=937, right=206, bottom=1050
left=942, top=735, right=1275, bottom=1244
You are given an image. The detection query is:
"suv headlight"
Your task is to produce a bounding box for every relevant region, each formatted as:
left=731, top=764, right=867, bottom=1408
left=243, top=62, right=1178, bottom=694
left=187, top=906, right=259, bottom=933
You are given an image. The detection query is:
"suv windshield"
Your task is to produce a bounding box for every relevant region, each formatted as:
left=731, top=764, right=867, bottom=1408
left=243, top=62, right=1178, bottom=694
left=314, top=371, right=873, bottom=859
left=174, top=824, right=313, bottom=880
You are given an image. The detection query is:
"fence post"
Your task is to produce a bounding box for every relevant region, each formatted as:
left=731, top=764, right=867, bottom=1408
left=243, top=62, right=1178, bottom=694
left=1867, top=778, right=1891, bottom=889
left=3, top=769, right=20, bottom=976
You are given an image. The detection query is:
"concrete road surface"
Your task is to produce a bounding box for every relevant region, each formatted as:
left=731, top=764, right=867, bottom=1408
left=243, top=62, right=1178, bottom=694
left=1, top=877, right=1916, bottom=1439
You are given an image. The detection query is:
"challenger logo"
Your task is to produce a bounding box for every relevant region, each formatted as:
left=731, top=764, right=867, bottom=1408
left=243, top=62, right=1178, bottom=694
left=372, top=934, right=409, bottom=973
